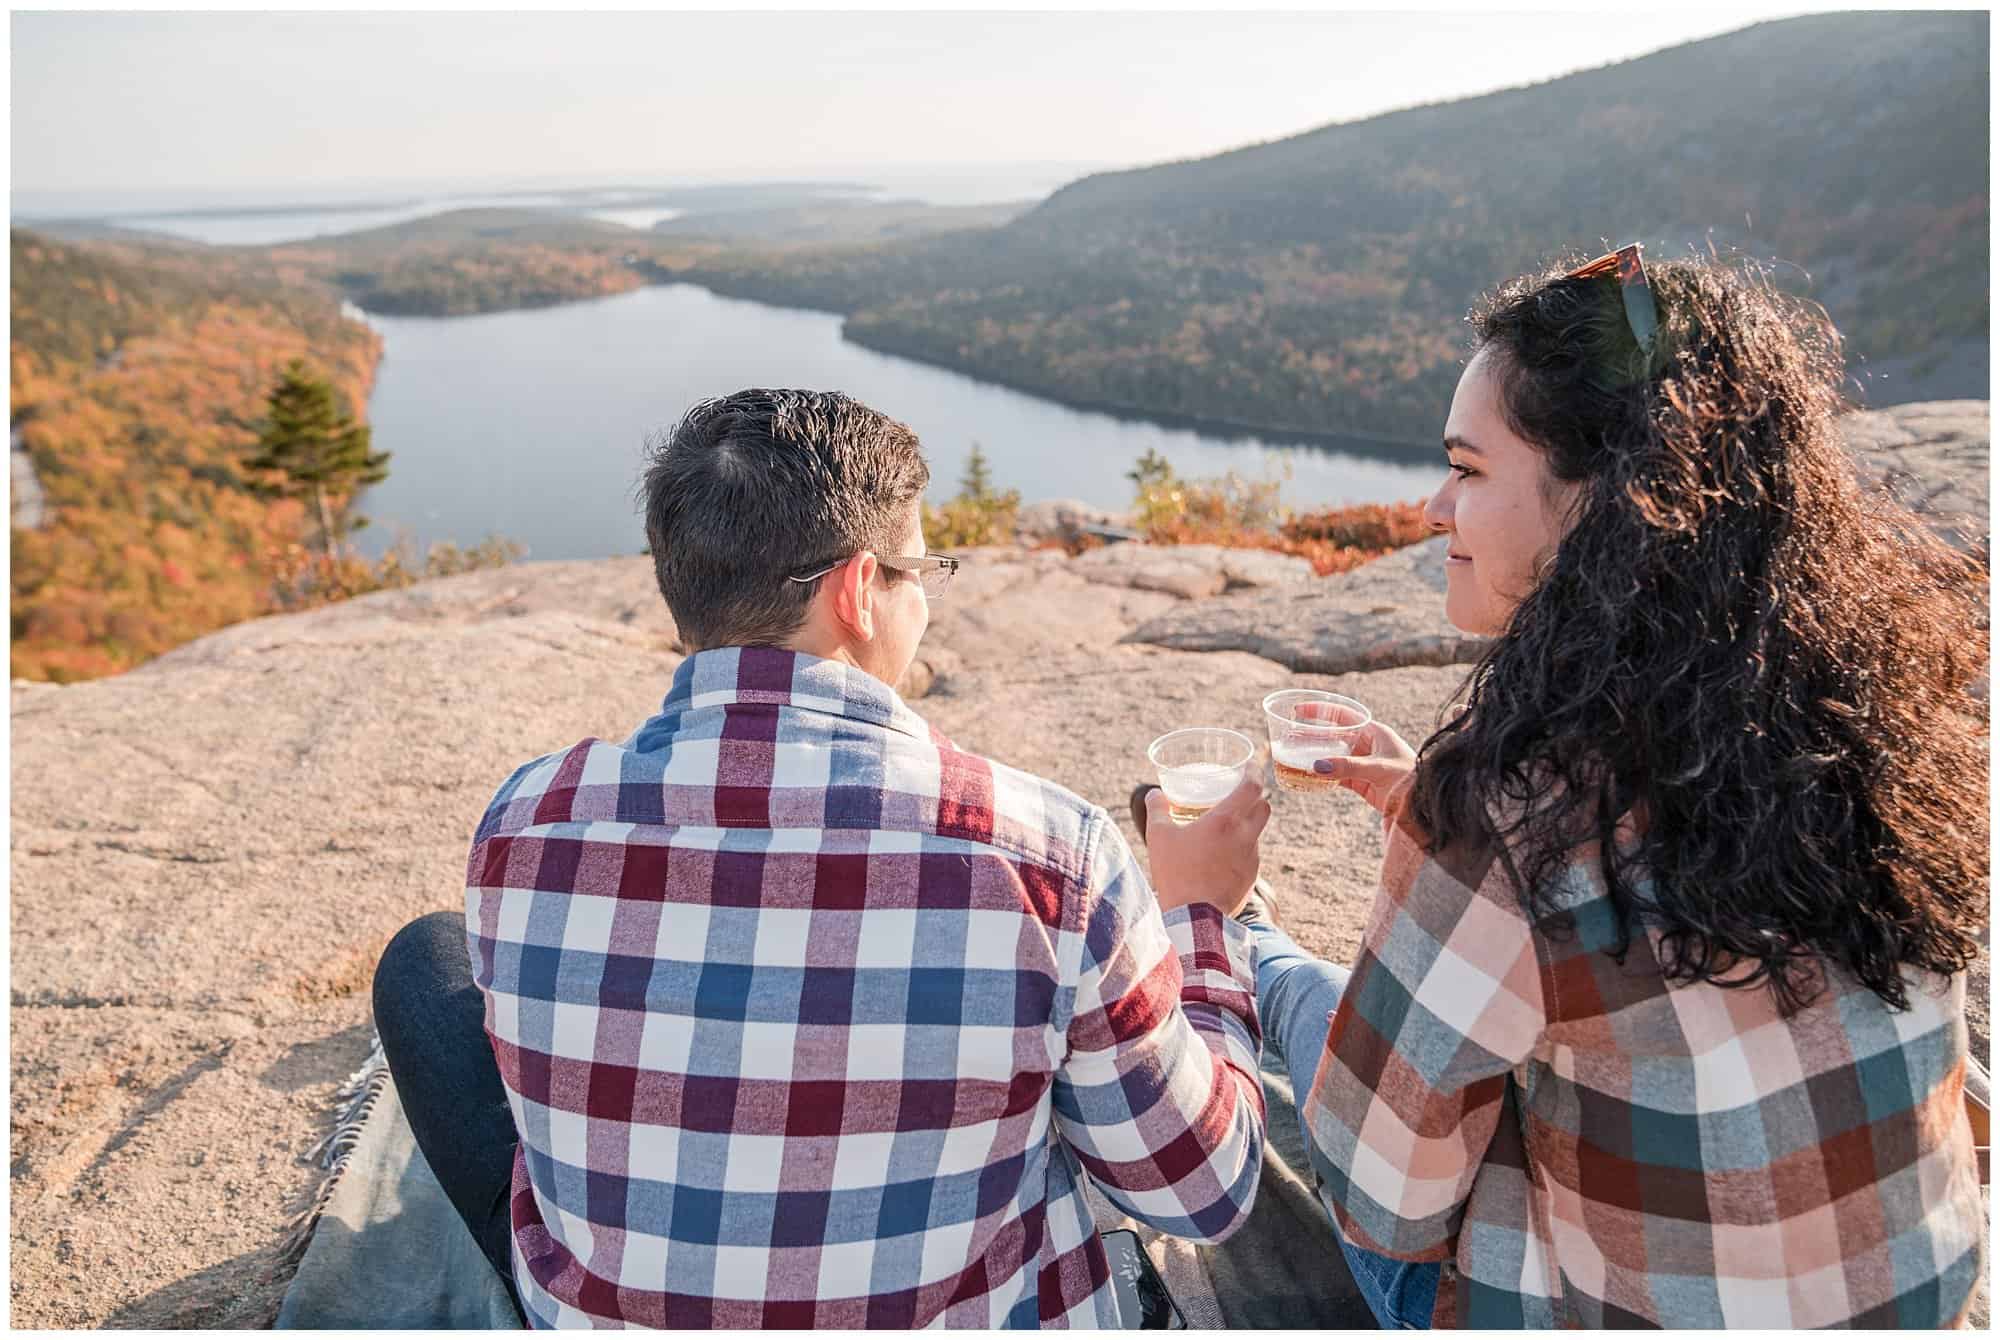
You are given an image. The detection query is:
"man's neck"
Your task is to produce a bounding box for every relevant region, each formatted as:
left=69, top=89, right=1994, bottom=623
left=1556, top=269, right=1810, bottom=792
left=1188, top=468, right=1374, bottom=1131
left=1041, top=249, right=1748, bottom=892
left=653, top=644, right=925, bottom=738
left=779, top=631, right=866, bottom=674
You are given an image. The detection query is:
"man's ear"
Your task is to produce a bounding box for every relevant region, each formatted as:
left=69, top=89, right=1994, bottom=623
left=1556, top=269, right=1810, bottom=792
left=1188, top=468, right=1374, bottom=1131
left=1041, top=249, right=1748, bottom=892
left=828, top=551, right=880, bottom=642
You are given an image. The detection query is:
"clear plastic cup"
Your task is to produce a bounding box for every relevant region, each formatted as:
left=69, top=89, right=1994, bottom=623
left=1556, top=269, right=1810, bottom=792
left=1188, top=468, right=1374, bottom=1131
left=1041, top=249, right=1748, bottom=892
left=1146, top=727, right=1254, bottom=825
left=1261, top=690, right=1371, bottom=794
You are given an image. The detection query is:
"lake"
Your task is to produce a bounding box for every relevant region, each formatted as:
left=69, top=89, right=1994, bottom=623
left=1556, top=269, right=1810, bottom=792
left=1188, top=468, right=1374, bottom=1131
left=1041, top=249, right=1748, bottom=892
left=352, top=283, right=1442, bottom=561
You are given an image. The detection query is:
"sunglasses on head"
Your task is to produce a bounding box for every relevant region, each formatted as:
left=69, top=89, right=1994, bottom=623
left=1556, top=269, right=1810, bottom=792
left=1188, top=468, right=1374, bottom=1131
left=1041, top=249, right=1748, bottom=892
left=1565, top=242, right=1660, bottom=361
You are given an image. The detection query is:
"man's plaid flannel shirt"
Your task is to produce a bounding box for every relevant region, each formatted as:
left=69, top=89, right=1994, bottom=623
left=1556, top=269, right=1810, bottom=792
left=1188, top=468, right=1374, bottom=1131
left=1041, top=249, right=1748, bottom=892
left=464, top=647, right=1265, bottom=1327
left=1300, top=778, right=1984, bottom=1327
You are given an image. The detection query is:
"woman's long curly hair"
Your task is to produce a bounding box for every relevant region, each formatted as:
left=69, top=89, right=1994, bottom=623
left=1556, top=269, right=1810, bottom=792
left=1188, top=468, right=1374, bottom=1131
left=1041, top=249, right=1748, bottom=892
left=1410, top=252, right=1989, bottom=1011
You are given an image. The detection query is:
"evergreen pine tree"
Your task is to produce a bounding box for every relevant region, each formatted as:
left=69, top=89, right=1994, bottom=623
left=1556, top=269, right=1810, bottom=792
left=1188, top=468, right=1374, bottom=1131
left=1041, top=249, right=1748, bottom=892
left=244, top=359, right=389, bottom=557
left=961, top=442, right=995, bottom=502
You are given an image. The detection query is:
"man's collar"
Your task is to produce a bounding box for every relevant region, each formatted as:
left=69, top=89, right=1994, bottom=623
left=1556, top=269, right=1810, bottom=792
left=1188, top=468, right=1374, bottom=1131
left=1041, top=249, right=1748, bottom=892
left=650, top=646, right=931, bottom=743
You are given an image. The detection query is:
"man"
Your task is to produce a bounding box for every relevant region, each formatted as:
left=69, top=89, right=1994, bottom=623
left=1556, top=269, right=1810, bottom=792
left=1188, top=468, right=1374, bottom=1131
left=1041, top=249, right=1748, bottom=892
left=374, top=388, right=1270, bottom=1327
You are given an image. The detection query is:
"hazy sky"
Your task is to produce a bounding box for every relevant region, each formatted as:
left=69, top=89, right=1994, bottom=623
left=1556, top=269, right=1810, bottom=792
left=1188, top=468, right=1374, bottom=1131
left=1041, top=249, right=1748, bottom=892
left=15, top=7, right=1831, bottom=202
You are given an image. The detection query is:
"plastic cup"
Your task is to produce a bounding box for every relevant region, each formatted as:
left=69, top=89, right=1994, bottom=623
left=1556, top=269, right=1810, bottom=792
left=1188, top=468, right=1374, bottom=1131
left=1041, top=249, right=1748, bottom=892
left=1261, top=690, right=1371, bottom=794
left=1146, top=727, right=1254, bottom=825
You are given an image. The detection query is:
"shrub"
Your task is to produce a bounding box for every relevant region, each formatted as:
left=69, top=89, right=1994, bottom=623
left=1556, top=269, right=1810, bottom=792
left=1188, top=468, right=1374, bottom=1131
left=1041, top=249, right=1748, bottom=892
left=1127, top=448, right=1288, bottom=545
left=415, top=535, right=529, bottom=579
left=264, top=534, right=525, bottom=612
left=1282, top=500, right=1431, bottom=551
left=922, top=443, right=1021, bottom=549
left=1122, top=448, right=1431, bottom=576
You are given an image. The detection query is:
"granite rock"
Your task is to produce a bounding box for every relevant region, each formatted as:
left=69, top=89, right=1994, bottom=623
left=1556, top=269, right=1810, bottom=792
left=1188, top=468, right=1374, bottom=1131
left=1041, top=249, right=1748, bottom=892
left=1123, top=403, right=1992, bottom=675
left=1069, top=542, right=1319, bottom=601
left=1123, top=537, right=1491, bottom=674
left=1013, top=497, right=1131, bottom=545
left=1840, top=399, right=1990, bottom=559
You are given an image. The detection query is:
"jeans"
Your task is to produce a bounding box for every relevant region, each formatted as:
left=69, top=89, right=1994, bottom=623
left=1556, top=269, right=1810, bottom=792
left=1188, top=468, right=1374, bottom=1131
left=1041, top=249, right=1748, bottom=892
left=373, top=910, right=527, bottom=1325
left=1243, top=913, right=1440, bottom=1330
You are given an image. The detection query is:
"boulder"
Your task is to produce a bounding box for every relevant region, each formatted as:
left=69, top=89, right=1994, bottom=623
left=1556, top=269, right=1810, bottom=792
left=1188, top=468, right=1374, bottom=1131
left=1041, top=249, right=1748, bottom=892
left=1013, top=497, right=1130, bottom=545
left=1124, top=537, right=1490, bottom=674
left=895, top=647, right=964, bottom=700
left=1121, top=402, right=1993, bottom=675
left=1069, top=542, right=1319, bottom=601
left=1839, top=400, right=1990, bottom=559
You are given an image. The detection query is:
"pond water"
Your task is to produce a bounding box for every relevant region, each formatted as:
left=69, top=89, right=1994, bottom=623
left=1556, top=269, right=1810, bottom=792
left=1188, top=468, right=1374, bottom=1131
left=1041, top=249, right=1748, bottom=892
left=350, top=282, right=1443, bottom=561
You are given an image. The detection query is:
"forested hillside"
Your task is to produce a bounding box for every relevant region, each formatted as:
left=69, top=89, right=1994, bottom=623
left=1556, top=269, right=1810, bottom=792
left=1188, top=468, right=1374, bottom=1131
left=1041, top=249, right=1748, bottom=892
left=675, top=11, right=1989, bottom=441
left=10, top=232, right=381, bottom=680
left=265, top=210, right=653, bottom=316
left=652, top=198, right=1026, bottom=247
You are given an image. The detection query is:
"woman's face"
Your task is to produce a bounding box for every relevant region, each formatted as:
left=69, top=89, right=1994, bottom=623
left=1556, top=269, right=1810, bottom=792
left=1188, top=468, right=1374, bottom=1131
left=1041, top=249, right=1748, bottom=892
left=1425, top=348, right=1581, bottom=636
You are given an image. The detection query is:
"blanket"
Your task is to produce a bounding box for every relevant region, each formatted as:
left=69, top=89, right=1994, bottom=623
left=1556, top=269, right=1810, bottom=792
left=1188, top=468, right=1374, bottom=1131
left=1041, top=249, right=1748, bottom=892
left=275, top=1044, right=519, bottom=1329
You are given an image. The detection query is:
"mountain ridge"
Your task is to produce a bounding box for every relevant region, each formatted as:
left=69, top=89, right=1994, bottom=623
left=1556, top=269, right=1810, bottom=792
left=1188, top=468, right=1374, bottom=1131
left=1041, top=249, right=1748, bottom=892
left=677, top=10, right=1989, bottom=440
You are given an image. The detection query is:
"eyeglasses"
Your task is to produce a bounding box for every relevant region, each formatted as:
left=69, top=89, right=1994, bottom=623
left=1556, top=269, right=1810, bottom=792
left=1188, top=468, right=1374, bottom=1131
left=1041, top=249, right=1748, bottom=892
left=787, top=552, right=961, bottom=600
left=1565, top=242, right=1660, bottom=360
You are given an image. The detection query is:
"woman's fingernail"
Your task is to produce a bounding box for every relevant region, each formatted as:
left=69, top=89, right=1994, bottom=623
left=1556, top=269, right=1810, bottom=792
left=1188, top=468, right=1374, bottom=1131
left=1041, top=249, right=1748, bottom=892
left=1313, top=759, right=1335, bottom=775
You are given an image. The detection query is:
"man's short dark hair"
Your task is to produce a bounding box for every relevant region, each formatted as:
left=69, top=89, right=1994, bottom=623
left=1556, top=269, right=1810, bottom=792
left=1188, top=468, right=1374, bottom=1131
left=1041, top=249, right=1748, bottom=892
left=640, top=389, right=930, bottom=650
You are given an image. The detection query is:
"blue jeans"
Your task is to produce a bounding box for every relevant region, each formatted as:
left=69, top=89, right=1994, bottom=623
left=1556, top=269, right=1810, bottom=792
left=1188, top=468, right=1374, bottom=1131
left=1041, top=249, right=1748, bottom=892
left=1244, top=914, right=1440, bottom=1330
left=374, top=911, right=528, bottom=1325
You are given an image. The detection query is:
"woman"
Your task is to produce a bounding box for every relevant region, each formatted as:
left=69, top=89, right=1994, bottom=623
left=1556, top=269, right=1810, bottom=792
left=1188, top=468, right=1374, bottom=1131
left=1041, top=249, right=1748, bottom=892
left=1236, top=249, right=1988, bottom=1327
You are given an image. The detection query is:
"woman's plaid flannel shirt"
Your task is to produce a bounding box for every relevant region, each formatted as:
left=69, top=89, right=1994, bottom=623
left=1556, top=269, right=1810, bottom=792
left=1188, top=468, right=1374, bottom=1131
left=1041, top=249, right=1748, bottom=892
left=1301, top=778, right=1983, bottom=1327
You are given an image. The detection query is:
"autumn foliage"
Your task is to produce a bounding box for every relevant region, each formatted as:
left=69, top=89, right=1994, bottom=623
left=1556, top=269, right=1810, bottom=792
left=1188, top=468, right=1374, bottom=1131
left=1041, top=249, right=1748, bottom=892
left=1278, top=500, right=1435, bottom=573
left=922, top=445, right=1022, bottom=549
left=1121, top=448, right=1431, bottom=575
left=9, top=232, right=387, bottom=681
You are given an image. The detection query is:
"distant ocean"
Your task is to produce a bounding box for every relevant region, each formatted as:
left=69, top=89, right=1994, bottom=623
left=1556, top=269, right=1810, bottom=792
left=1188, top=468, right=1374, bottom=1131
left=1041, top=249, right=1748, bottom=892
left=10, top=163, right=1107, bottom=247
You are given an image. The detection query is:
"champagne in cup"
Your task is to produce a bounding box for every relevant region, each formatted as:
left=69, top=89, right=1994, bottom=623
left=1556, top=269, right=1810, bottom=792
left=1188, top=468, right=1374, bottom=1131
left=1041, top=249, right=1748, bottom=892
left=1262, top=690, right=1371, bottom=794
left=1147, top=728, right=1254, bottom=825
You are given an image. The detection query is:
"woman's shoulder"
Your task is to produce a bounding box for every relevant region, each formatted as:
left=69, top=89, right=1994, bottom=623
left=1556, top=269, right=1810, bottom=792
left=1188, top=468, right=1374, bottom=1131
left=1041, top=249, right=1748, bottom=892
left=1376, top=771, right=1554, bottom=958
left=1385, top=762, right=1636, bottom=932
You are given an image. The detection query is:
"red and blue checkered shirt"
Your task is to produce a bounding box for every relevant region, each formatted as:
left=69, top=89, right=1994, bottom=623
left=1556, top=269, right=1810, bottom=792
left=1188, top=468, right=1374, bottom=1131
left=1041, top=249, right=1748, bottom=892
left=464, top=647, right=1266, bottom=1327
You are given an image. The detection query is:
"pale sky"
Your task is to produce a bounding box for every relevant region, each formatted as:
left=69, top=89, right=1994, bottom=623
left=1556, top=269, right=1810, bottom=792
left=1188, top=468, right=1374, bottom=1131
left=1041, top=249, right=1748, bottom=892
left=14, top=7, right=1834, bottom=204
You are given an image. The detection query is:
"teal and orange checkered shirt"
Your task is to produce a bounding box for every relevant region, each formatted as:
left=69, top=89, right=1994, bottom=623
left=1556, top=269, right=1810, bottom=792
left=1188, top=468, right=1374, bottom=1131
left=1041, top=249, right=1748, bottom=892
left=1302, top=780, right=1983, bottom=1327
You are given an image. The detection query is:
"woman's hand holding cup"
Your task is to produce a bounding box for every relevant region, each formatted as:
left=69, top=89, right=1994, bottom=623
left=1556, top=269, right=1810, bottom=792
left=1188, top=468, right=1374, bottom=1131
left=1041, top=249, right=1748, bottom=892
left=1297, top=699, right=1417, bottom=814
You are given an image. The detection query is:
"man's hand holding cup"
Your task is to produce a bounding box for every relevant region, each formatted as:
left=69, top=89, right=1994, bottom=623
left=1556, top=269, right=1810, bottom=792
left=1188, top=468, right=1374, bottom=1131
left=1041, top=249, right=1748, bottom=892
left=1145, top=775, right=1271, bottom=919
